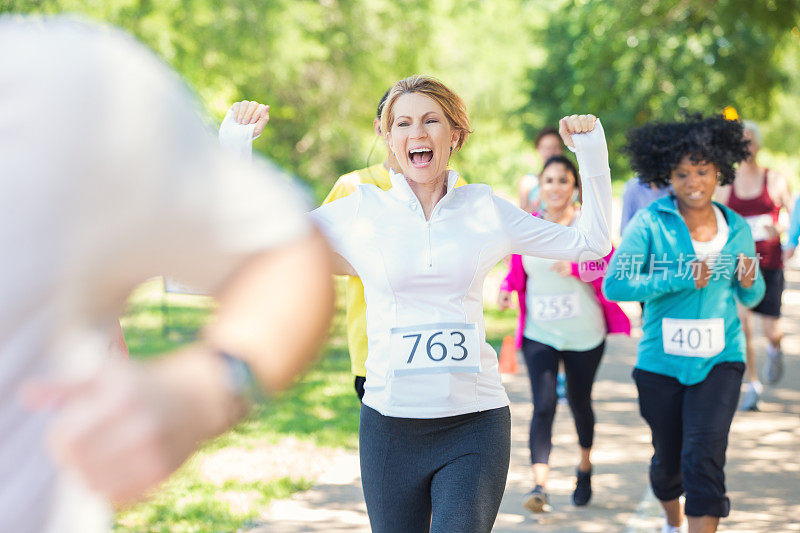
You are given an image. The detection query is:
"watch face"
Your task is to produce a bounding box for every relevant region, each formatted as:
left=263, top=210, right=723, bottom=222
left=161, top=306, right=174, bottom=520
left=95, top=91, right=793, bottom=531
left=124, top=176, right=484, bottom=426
left=219, top=352, right=265, bottom=404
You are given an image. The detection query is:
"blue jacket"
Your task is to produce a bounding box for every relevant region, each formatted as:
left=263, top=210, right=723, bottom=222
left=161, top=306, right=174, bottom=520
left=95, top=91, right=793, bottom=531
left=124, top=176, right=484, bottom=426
left=603, top=196, right=765, bottom=385
left=785, top=195, right=800, bottom=251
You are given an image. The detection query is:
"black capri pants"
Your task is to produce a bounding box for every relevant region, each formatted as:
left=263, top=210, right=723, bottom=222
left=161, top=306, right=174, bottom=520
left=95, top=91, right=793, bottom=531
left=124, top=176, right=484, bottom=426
left=522, top=337, right=605, bottom=465
left=633, top=362, right=744, bottom=518
left=359, top=404, right=511, bottom=533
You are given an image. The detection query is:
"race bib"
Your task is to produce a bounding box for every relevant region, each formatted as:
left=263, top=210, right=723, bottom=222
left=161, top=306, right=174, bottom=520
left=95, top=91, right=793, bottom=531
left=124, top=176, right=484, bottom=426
left=745, top=214, right=774, bottom=242
left=389, top=322, right=481, bottom=377
left=662, top=318, right=725, bottom=357
left=530, top=293, right=581, bottom=321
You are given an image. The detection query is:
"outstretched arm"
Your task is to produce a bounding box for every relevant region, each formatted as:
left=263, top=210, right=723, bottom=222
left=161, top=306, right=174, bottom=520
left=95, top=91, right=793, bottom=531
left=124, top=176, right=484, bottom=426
left=499, top=115, right=612, bottom=261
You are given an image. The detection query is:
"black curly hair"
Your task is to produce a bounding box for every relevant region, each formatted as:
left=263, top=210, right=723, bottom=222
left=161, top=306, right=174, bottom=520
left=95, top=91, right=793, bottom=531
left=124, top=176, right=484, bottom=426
left=624, top=114, right=751, bottom=189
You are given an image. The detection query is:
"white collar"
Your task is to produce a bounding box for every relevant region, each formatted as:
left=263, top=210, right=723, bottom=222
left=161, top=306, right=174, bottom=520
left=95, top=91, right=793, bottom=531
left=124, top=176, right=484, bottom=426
left=388, top=168, right=460, bottom=202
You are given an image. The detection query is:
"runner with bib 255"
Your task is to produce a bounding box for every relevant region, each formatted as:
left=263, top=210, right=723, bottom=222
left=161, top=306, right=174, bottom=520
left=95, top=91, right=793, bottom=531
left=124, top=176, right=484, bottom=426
left=603, top=114, right=765, bottom=533
left=498, top=155, right=631, bottom=513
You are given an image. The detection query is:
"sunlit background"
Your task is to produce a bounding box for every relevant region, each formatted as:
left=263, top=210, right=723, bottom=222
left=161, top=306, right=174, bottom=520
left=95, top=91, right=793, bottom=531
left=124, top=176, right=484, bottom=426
left=6, top=0, right=800, bottom=199
left=5, top=1, right=799, bottom=531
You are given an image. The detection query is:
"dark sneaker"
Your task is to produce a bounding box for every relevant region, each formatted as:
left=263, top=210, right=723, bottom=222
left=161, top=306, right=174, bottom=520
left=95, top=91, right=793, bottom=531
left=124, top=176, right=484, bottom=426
left=572, top=468, right=592, bottom=506
left=764, top=347, right=784, bottom=384
left=523, top=485, right=551, bottom=513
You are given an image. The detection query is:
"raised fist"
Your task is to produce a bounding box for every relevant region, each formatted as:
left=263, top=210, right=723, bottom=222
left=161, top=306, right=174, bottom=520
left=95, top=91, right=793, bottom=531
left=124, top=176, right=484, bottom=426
left=558, top=114, right=597, bottom=149
left=230, top=100, right=270, bottom=138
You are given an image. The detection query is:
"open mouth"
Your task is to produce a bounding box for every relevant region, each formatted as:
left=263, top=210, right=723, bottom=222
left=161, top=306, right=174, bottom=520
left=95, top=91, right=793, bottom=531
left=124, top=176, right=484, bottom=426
left=687, top=191, right=704, bottom=200
left=409, top=147, right=433, bottom=168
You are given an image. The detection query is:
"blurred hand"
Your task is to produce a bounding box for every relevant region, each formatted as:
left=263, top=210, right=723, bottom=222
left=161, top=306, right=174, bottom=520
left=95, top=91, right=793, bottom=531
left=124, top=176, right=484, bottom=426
left=230, top=100, right=270, bottom=138
left=21, top=350, right=237, bottom=505
left=783, top=247, right=795, bottom=262
left=558, top=114, right=597, bottom=149
left=550, top=261, right=572, bottom=277
left=691, top=260, right=712, bottom=289
left=498, top=290, right=512, bottom=310
left=736, top=254, right=758, bottom=289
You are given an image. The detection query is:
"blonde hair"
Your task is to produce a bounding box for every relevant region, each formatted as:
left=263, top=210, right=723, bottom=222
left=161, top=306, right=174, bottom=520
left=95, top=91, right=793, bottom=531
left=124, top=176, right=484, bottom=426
left=380, top=75, right=472, bottom=152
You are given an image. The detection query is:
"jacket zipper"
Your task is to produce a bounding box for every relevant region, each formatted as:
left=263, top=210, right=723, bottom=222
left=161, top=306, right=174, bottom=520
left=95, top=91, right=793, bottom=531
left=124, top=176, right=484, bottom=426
left=697, top=287, right=704, bottom=319
left=426, top=221, right=432, bottom=268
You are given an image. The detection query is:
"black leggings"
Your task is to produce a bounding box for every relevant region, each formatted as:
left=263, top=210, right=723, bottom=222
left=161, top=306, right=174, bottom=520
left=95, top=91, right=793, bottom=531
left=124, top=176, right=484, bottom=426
left=522, top=337, right=605, bottom=465
left=359, top=404, right=511, bottom=533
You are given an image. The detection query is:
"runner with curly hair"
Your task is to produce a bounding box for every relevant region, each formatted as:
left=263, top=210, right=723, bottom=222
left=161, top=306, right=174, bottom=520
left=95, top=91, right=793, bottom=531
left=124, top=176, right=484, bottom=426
left=604, top=114, right=765, bottom=533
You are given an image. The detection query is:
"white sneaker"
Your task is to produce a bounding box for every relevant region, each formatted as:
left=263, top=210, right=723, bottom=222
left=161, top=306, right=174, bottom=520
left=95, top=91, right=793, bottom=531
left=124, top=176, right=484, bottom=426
left=764, top=345, right=784, bottom=384
left=739, top=380, right=763, bottom=411
left=661, top=520, right=686, bottom=533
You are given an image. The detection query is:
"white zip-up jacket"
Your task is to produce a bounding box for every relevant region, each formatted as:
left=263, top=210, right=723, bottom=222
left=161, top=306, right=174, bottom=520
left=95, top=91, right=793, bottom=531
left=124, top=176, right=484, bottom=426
left=221, top=114, right=612, bottom=418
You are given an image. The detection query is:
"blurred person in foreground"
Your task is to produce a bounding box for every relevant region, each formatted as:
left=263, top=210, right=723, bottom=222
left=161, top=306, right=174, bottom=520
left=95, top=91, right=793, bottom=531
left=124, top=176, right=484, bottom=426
left=1, top=16, right=333, bottom=533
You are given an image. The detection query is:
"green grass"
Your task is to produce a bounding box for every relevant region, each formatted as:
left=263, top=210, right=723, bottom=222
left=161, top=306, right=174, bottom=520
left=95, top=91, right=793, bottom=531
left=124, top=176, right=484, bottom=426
left=114, top=273, right=517, bottom=531
left=115, top=279, right=356, bottom=531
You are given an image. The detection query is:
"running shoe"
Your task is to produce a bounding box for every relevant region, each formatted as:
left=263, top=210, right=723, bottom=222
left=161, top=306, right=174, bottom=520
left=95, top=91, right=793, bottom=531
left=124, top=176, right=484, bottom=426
left=739, top=380, right=763, bottom=411
left=571, top=467, right=592, bottom=506
left=764, top=346, right=784, bottom=384
left=660, top=521, right=684, bottom=533
left=523, top=485, right=551, bottom=513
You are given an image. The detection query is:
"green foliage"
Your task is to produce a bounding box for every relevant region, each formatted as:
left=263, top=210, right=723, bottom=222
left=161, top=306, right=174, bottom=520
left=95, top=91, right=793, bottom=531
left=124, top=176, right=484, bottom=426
left=4, top=1, right=799, bottom=190
left=524, top=0, right=800, bottom=180
left=2, top=0, right=545, bottom=197
left=114, top=470, right=312, bottom=532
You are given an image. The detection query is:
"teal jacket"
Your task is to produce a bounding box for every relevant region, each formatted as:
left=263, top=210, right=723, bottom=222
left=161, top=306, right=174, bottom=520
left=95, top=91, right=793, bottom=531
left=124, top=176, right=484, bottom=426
left=603, top=196, right=765, bottom=385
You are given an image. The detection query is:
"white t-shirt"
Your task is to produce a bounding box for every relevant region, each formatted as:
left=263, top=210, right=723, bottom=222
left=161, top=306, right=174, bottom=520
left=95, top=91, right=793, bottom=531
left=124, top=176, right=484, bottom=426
left=308, top=125, right=612, bottom=418
left=691, top=205, right=730, bottom=267
left=0, top=17, right=310, bottom=532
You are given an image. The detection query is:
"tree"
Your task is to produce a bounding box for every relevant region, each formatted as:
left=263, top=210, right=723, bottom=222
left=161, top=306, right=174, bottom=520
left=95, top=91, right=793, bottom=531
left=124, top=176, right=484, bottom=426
left=523, top=0, right=800, bottom=180
left=4, top=0, right=546, bottom=198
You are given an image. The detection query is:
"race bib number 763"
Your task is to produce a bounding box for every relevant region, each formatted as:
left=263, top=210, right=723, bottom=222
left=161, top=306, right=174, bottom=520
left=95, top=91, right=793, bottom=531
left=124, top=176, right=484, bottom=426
left=389, top=322, right=481, bottom=377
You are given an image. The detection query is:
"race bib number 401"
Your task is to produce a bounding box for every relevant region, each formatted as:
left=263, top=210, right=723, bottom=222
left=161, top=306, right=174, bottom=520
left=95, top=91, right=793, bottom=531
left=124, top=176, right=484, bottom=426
left=662, top=318, right=725, bottom=357
left=389, top=323, right=481, bottom=377
left=530, top=293, right=581, bottom=322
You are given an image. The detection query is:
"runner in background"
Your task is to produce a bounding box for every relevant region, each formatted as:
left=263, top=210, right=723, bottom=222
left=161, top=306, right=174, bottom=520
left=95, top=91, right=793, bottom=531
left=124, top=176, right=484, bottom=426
left=322, top=90, right=468, bottom=401
left=519, top=126, right=565, bottom=213
left=715, top=120, right=792, bottom=411
left=620, top=177, right=670, bottom=235
left=4, top=17, right=333, bottom=533
left=517, top=127, right=568, bottom=400
left=620, top=178, right=670, bottom=315
left=499, top=155, right=630, bottom=513
left=605, top=114, right=764, bottom=533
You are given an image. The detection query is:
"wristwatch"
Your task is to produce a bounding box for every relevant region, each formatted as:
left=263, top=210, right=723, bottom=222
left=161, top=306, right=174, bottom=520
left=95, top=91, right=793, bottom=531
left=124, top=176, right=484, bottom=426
left=217, top=351, right=266, bottom=406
